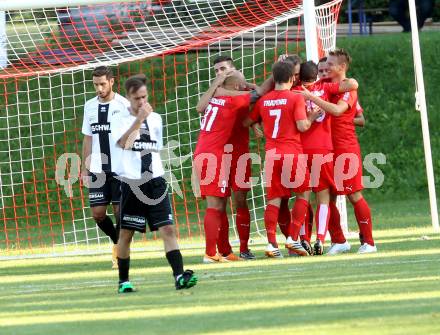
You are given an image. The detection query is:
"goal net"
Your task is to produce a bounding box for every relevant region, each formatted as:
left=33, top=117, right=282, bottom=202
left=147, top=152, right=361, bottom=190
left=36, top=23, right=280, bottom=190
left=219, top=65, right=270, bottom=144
left=0, top=0, right=343, bottom=255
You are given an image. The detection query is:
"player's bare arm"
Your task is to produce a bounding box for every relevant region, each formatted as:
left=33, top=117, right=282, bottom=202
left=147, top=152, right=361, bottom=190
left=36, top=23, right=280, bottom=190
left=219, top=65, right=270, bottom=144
left=338, top=78, right=358, bottom=92
left=81, top=135, right=92, bottom=185
left=117, top=103, right=153, bottom=149
left=296, top=119, right=312, bottom=132
left=354, top=113, right=365, bottom=127
left=293, top=87, right=349, bottom=116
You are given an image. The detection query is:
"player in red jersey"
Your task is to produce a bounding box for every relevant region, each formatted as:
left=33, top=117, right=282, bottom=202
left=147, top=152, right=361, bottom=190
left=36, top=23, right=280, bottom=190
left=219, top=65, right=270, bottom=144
left=244, top=61, right=318, bottom=258
left=295, top=49, right=376, bottom=254
left=255, top=55, right=312, bottom=251
left=296, top=60, right=360, bottom=255
left=320, top=56, right=365, bottom=128
left=194, top=73, right=252, bottom=263
left=196, top=56, right=258, bottom=260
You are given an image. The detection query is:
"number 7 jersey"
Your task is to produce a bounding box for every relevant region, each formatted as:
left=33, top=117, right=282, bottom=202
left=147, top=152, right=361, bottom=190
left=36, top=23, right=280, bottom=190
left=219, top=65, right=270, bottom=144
left=194, top=94, right=251, bottom=156
left=249, top=89, right=306, bottom=154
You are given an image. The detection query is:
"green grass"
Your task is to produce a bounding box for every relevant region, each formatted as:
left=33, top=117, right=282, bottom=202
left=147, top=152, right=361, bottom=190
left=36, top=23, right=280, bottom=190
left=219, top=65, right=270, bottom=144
left=1, top=198, right=440, bottom=335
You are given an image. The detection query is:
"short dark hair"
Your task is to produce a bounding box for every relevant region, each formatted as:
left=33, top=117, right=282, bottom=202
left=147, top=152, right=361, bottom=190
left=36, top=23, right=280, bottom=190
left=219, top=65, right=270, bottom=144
left=213, top=55, right=234, bottom=66
left=300, top=61, right=318, bottom=83
left=284, top=54, right=302, bottom=66
left=125, top=74, right=147, bottom=95
left=92, top=66, right=113, bottom=80
left=318, top=56, right=327, bottom=64
left=272, top=61, right=294, bottom=84
left=329, top=48, right=351, bottom=69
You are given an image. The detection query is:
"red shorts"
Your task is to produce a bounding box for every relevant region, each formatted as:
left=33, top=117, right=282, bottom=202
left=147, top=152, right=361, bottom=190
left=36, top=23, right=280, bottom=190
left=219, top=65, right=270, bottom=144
left=264, top=152, right=310, bottom=200
left=193, top=152, right=231, bottom=198
left=304, top=149, right=335, bottom=193
left=230, top=148, right=252, bottom=192
left=333, top=146, right=363, bottom=195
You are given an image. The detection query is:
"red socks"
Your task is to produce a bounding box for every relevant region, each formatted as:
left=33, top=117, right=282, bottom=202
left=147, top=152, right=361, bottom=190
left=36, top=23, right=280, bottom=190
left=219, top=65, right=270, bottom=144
left=353, top=197, right=374, bottom=246
left=290, top=198, right=309, bottom=241
left=278, top=199, right=291, bottom=238
left=204, top=208, right=221, bottom=256
left=300, top=203, right=314, bottom=242
left=264, top=204, right=279, bottom=247
left=328, top=201, right=346, bottom=244
left=316, top=204, right=330, bottom=242
left=236, top=207, right=251, bottom=253
left=217, top=211, right=233, bottom=256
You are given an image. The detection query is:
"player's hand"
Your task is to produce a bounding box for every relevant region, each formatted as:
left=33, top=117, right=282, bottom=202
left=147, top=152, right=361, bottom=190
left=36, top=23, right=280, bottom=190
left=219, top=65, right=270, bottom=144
left=292, top=86, right=313, bottom=99
left=252, top=123, right=264, bottom=138
left=136, top=102, right=153, bottom=122
left=213, top=69, right=235, bottom=87
left=277, top=54, right=289, bottom=62
left=308, top=105, right=322, bottom=122
left=244, top=82, right=258, bottom=91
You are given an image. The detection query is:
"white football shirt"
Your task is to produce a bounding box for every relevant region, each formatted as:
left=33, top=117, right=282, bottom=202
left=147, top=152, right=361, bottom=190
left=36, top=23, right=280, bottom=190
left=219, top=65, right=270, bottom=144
left=111, top=110, right=165, bottom=180
left=82, top=93, right=130, bottom=173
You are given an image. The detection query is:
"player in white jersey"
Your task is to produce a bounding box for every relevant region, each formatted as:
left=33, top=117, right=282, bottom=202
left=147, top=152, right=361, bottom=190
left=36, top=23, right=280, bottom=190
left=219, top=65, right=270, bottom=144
left=111, top=74, right=197, bottom=293
left=81, top=66, right=130, bottom=268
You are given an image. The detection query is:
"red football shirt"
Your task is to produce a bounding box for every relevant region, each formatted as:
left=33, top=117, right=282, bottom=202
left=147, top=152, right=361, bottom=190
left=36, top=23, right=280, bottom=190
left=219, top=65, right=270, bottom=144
left=228, top=94, right=251, bottom=153
left=194, top=94, right=250, bottom=156
left=330, top=90, right=359, bottom=149
left=249, top=90, right=306, bottom=153
left=299, top=81, right=340, bottom=151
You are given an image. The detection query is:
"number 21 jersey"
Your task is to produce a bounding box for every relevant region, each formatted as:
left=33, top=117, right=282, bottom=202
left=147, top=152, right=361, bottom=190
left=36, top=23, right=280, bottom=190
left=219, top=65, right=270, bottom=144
left=194, top=94, right=251, bottom=157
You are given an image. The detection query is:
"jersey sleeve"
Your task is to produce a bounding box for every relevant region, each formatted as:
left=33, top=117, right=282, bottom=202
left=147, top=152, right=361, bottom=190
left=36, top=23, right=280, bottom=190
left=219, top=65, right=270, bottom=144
left=249, top=100, right=261, bottom=122
left=81, top=105, right=92, bottom=136
left=322, top=81, right=340, bottom=95
left=339, top=91, right=357, bottom=109
left=293, top=94, right=307, bottom=121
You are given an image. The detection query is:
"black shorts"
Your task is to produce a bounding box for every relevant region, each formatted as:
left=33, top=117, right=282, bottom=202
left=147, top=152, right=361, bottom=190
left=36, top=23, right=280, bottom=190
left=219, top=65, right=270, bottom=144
left=88, top=172, right=121, bottom=207
left=119, top=176, right=173, bottom=233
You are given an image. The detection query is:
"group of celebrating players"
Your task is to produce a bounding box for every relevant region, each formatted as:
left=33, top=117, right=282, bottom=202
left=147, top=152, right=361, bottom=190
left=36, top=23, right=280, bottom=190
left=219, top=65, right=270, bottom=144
left=193, top=49, right=377, bottom=263
left=80, top=48, right=376, bottom=294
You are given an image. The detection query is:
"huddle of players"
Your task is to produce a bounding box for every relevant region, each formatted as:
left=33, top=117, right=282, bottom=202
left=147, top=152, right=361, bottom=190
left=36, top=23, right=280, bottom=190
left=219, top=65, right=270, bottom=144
left=81, top=67, right=197, bottom=293
left=194, top=49, right=376, bottom=262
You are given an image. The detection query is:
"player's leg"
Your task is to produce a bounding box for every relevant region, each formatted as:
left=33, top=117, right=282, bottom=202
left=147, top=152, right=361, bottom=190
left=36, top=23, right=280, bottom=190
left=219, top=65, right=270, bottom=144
left=313, top=189, right=330, bottom=255
left=216, top=198, right=241, bottom=261
left=278, top=197, right=291, bottom=239
left=117, top=228, right=135, bottom=293
left=89, top=173, right=118, bottom=245
left=264, top=197, right=283, bottom=258
left=203, top=196, right=226, bottom=263
left=110, top=173, right=122, bottom=269
left=347, top=191, right=376, bottom=253
left=326, top=194, right=351, bottom=255
left=230, top=153, right=254, bottom=260
left=299, top=197, right=314, bottom=256
left=286, top=191, right=310, bottom=256
left=158, top=225, right=197, bottom=289
left=233, top=190, right=255, bottom=260
left=147, top=176, right=197, bottom=289
left=285, top=156, right=311, bottom=256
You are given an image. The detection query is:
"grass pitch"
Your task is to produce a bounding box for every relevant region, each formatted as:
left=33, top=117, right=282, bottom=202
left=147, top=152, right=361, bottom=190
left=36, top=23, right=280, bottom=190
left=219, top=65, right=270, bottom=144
left=1, top=199, right=440, bottom=335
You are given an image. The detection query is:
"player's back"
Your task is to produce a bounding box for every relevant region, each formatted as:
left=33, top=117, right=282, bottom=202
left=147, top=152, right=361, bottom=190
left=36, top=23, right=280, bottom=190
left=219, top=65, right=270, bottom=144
left=330, top=90, right=359, bottom=149
left=194, top=95, right=248, bottom=156
left=227, top=94, right=251, bottom=151
left=252, top=89, right=306, bottom=154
